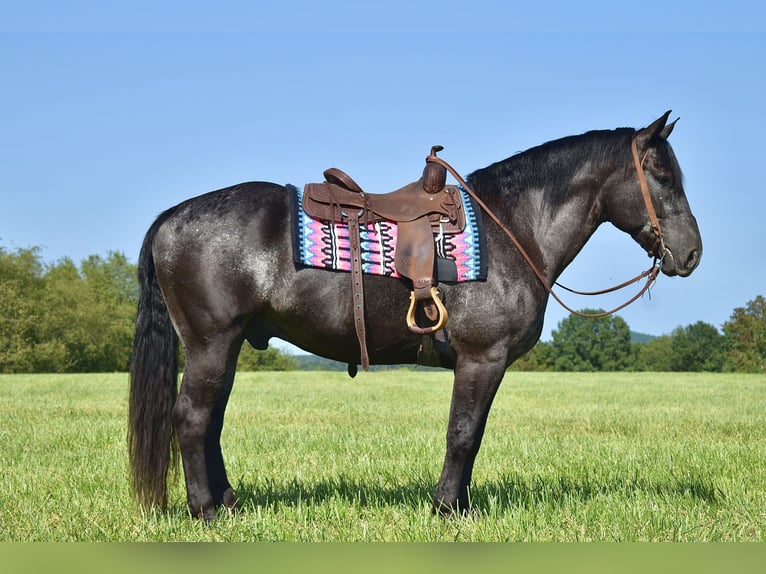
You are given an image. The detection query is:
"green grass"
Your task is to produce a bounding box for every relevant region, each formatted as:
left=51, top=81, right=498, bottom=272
left=0, top=371, right=764, bottom=541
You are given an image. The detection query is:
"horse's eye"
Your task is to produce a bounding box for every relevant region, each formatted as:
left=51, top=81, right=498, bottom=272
left=655, top=172, right=674, bottom=187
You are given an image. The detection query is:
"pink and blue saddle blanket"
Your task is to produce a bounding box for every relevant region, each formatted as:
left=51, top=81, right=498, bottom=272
left=291, top=185, right=487, bottom=284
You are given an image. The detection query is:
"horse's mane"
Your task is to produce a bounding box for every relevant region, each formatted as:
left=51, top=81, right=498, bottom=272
left=467, top=127, right=635, bottom=210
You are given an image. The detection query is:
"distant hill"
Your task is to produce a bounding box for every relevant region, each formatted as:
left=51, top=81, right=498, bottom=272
left=292, top=354, right=443, bottom=372
left=630, top=331, right=657, bottom=344
left=293, top=354, right=347, bottom=371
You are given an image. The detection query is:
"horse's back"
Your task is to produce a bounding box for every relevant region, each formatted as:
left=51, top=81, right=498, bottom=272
left=153, top=181, right=291, bottom=264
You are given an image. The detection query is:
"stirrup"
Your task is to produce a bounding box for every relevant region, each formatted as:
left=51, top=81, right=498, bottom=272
left=406, top=287, right=448, bottom=335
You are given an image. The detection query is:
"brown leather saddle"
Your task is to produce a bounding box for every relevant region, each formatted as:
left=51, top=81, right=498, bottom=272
left=302, top=146, right=466, bottom=370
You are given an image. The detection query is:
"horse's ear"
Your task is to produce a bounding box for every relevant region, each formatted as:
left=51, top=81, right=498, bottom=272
left=660, top=117, right=678, bottom=139
left=636, top=110, right=672, bottom=149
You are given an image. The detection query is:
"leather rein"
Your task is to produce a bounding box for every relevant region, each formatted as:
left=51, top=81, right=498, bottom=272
left=426, top=134, right=666, bottom=319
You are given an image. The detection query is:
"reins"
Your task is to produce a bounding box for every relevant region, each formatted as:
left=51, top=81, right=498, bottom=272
left=426, top=134, right=666, bottom=319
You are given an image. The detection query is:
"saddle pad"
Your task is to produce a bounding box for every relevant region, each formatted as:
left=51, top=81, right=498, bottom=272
left=290, top=185, right=487, bottom=283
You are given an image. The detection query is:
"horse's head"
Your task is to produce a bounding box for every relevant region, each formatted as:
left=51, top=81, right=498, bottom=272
left=608, top=111, right=702, bottom=277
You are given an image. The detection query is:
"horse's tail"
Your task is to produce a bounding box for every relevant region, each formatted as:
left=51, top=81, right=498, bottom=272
left=128, top=208, right=179, bottom=510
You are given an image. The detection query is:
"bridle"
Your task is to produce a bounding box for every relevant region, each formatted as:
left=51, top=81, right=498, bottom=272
left=426, top=134, right=666, bottom=319
left=631, top=134, right=667, bottom=262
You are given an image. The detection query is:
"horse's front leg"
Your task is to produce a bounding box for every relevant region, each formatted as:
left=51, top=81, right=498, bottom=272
left=433, top=354, right=507, bottom=515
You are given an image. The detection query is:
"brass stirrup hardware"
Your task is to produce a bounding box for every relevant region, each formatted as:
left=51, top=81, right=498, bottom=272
left=406, top=287, right=448, bottom=335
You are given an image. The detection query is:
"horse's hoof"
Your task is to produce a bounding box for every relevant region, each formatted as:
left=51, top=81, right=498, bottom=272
left=192, top=506, right=217, bottom=522
left=432, top=500, right=456, bottom=517
left=222, top=488, right=239, bottom=511
left=432, top=498, right=472, bottom=518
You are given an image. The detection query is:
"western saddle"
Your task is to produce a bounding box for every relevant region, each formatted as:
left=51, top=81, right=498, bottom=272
left=303, top=146, right=467, bottom=371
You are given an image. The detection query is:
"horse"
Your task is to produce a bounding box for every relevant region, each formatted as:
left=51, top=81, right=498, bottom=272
left=128, top=112, right=702, bottom=521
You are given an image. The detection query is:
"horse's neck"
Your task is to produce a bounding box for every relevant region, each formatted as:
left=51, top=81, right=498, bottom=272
left=504, top=161, right=612, bottom=283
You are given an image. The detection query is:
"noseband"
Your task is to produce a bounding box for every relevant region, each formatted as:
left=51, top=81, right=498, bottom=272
left=427, top=135, right=666, bottom=319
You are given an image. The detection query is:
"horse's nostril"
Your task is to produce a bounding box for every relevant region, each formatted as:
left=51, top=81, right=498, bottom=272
left=686, top=249, right=700, bottom=271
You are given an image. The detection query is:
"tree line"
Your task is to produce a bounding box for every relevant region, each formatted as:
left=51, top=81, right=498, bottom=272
left=511, top=300, right=765, bottom=373
left=1, top=245, right=764, bottom=373
left=0, top=246, right=297, bottom=373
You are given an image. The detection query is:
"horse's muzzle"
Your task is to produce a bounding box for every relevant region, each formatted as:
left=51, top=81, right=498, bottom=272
left=662, top=245, right=702, bottom=277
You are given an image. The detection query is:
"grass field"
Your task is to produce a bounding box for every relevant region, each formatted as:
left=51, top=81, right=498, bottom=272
left=0, top=370, right=764, bottom=541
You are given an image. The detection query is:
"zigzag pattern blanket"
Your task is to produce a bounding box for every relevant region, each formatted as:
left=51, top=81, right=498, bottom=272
left=291, top=185, right=487, bottom=283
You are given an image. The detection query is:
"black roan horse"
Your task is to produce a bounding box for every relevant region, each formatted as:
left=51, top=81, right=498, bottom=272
left=129, top=112, right=702, bottom=521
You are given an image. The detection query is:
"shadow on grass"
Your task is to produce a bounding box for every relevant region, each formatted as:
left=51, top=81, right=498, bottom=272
left=233, top=474, right=434, bottom=512
left=229, top=469, right=723, bottom=514
left=468, top=471, right=724, bottom=511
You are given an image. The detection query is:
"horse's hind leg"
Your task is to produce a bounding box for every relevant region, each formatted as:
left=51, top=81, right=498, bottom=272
left=205, top=372, right=238, bottom=510
left=172, top=335, right=241, bottom=521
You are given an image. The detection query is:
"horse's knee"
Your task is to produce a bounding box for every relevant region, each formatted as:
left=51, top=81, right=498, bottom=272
left=445, top=422, right=482, bottom=461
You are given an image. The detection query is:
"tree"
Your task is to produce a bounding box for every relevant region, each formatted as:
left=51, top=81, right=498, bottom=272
left=508, top=341, right=553, bottom=371
left=550, top=310, right=633, bottom=371
left=236, top=344, right=298, bottom=371
left=77, top=252, right=138, bottom=371
left=669, top=321, right=727, bottom=372
left=0, top=246, right=139, bottom=373
left=0, top=246, right=46, bottom=372
left=632, top=335, right=673, bottom=371
left=723, top=295, right=766, bottom=373
left=37, top=257, right=87, bottom=372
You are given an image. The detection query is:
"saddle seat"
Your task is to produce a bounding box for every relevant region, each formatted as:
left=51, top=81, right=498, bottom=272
left=302, top=146, right=466, bottom=371
left=304, top=167, right=466, bottom=231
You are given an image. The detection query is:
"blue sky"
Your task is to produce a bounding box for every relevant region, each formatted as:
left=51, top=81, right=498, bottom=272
left=1, top=1, right=764, bottom=347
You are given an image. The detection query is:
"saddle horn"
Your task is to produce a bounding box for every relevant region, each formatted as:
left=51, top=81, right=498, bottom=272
left=423, top=145, right=447, bottom=194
